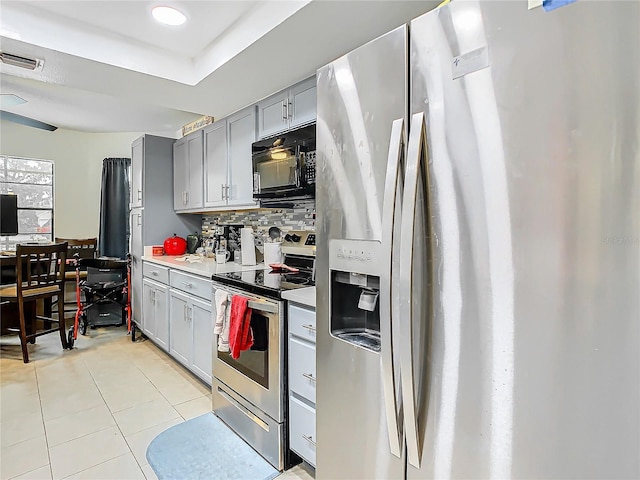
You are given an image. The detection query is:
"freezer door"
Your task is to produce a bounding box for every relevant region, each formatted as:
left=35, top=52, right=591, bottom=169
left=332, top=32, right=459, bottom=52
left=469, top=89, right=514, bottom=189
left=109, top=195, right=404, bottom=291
left=409, top=1, right=639, bottom=479
left=316, top=25, right=408, bottom=480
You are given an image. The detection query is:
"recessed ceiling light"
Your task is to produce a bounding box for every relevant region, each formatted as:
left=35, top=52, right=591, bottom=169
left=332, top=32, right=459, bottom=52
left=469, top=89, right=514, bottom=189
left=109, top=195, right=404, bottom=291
left=152, top=6, right=186, bottom=26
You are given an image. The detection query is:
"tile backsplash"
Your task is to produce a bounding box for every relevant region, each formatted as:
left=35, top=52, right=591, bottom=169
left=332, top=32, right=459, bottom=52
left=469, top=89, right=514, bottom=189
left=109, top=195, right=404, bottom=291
left=202, top=203, right=316, bottom=237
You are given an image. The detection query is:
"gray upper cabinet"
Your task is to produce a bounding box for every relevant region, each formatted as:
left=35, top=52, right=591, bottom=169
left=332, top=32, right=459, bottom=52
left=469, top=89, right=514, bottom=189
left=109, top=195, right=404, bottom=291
left=131, top=137, right=144, bottom=208
left=289, top=76, right=317, bottom=130
left=173, top=138, right=188, bottom=210
left=204, top=119, right=228, bottom=208
left=257, top=76, right=316, bottom=139
left=227, top=107, right=257, bottom=206
left=173, top=130, right=204, bottom=211
left=257, top=90, right=289, bottom=140
left=203, top=105, right=257, bottom=210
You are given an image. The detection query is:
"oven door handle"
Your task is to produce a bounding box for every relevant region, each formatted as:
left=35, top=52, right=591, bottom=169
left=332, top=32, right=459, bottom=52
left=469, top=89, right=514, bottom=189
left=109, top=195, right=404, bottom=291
left=247, top=299, right=278, bottom=314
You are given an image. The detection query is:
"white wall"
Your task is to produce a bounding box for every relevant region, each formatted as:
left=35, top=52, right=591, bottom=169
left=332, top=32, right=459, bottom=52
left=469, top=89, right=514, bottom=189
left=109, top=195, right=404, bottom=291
left=0, top=119, right=144, bottom=239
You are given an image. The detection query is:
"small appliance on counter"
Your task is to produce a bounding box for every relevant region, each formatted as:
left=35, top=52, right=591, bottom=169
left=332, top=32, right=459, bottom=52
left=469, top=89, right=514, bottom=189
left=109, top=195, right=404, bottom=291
left=186, top=231, right=202, bottom=254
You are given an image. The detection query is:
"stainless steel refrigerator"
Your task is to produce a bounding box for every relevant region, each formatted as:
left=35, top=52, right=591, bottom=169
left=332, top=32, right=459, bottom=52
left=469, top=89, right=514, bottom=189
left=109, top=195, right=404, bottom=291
left=315, top=1, right=639, bottom=478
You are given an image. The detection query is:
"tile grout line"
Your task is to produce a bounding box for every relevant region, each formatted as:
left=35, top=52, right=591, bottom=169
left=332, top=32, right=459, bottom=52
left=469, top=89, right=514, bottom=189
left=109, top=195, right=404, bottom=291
left=33, top=363, right=54, bottom=480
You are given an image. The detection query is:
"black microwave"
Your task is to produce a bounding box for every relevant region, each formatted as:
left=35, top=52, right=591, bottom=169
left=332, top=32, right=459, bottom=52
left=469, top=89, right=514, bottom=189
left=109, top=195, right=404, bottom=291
left=252, top=124, right=316, bottom=207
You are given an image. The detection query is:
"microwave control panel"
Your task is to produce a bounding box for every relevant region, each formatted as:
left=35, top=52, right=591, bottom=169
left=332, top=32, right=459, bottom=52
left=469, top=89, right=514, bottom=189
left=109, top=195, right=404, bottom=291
left=304, top=150, right=316, bottom=184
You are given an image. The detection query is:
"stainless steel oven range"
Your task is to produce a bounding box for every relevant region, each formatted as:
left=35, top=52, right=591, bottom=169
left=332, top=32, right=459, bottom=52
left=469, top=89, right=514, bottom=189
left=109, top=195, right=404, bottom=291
left=211, top=230, right=315, bottom=470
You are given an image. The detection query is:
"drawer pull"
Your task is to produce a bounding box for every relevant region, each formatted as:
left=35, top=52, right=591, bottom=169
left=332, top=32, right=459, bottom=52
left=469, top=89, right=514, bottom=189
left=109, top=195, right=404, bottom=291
left=302, top=373, right=316, bottom=382
left=301, top=324, right=316, bottom=332
left=151, top=271, right=158, bottom=276
left=302, top=434, right=316, bottom=447
left=182, top=282, right=193, bottom=288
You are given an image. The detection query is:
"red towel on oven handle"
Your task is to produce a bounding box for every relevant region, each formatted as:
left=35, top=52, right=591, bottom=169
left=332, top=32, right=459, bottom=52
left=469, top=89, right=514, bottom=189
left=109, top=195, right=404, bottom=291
left=229, top=295, right=254, bottom=359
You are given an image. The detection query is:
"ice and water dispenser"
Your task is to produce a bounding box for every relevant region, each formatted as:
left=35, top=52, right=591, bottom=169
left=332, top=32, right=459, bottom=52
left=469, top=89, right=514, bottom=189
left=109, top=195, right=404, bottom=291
left=329, top=239, right=382, bottom=353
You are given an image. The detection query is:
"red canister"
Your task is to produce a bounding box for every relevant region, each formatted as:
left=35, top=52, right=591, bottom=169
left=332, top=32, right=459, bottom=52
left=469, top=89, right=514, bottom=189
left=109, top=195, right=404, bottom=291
left=163, top=234, right=187, bottom=255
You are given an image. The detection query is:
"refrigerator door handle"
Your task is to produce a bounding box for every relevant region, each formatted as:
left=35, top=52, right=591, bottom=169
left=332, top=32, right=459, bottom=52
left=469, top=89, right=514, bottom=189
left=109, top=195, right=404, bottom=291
left=380, top=117, right=405, bottom=458
left=400, top=111, right=429, bottom=468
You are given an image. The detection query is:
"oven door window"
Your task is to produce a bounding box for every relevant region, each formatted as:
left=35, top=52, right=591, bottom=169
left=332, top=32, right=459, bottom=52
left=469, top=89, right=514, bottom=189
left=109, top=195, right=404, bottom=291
left=217, top=312, right=269, bottom=389
left=255, top=148, right=298, bottom=191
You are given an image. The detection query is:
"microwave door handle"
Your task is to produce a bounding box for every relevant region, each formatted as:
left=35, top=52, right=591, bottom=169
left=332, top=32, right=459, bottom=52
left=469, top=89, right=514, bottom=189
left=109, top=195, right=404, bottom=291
left=295, top=146, right=302, bottom=188
left=380, top=117, right=405, bottom=458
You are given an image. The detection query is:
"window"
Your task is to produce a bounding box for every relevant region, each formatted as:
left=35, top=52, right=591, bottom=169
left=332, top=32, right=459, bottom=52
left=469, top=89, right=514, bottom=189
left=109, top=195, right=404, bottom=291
left=0, top=156, right=54, bottom=251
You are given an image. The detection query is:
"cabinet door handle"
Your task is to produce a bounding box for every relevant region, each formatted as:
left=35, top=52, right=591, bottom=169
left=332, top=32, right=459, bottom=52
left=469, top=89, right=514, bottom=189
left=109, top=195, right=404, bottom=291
left=288, top=100, right=292, bottom=119
left=137, top=214, right=142, bottom=226
left=301, top=324, right=316, bottom=332
left=282, top=100, right=287, bottom=121
left=185, top=191, right=189, bottom=205
left=152, top=290, right=156, bottom=302
left=302, top=435, right=316, bottom=447
left=188, top=307, right=192, bottom=321
left=183, top=304, right=187, bottom=321
left=302, top=373, right=316, bottom=382
left=225, top=184, right=231, bottom=200
left=137, top=189, right=142, bottom=200
left=221, top=184, right=225, bottom=200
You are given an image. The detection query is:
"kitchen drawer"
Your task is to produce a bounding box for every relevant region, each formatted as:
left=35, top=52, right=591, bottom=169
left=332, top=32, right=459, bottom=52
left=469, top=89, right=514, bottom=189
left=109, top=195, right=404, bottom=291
left=170, top=270, right=211, bottom=300
left=289, top=337, right=316, bottom=403
left=289, top=395, right=316, bottom=467
left=143, top=262, right=169, bottom=284
left=288, top=304, right=316, bottom=343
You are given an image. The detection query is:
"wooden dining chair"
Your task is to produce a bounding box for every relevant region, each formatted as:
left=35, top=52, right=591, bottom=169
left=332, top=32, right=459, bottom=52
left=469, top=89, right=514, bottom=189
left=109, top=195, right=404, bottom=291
left=0, top=242, right=69, bottom=363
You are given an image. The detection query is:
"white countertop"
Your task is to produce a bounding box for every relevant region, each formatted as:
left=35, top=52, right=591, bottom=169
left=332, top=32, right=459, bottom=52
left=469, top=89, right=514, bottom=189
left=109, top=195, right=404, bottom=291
left=142, top=255, right=266, bottom=278
left=281, top=286, right=316, bottom=309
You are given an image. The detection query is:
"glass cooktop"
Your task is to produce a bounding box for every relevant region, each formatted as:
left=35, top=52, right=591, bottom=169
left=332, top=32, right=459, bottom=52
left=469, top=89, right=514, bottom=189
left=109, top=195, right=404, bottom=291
left=211, top=254, right=315, bottom=300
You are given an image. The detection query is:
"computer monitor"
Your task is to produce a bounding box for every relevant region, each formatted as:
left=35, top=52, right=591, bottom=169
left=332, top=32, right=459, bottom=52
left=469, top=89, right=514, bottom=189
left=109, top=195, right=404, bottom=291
left=0, top=194, right=19, bottom=236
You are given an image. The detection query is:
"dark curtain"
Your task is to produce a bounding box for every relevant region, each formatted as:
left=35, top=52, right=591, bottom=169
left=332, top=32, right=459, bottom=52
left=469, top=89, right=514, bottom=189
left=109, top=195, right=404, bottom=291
left=99, top=158, right=130, bottom=259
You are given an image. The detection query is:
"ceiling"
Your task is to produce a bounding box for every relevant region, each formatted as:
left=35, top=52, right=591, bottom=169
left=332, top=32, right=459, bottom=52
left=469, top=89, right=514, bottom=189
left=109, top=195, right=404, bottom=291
left=0, top=0, right=438, bottom=136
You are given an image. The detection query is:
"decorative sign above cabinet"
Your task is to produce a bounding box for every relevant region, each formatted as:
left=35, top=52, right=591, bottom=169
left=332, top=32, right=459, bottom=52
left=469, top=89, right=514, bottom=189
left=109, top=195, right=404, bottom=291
left=182, top=115, right=214, bottom=137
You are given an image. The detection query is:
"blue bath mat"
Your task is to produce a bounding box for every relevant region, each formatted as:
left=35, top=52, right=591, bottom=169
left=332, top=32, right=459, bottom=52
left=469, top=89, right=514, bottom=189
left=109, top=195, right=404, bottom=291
left=146, top=412, right=279, bottom=480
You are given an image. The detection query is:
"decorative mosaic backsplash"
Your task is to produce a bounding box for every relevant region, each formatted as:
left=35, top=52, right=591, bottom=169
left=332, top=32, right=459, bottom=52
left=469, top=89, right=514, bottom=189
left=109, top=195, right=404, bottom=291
left=202, top=202, right=316, bottom=237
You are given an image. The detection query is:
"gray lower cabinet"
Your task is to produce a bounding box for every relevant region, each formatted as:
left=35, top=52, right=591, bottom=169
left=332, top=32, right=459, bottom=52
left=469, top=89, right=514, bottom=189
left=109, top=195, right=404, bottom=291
left=142, top=277, right=169, bottom=352
left=142, top=260, right=213, bottom=385
left=288, top=303, right=317, bottom=467
left=168, top=270, right=213, bottom=385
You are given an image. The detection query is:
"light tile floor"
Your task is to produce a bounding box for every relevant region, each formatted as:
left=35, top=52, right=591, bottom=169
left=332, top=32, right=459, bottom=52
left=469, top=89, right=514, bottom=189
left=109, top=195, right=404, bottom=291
left=1, top=327, right=314, bottom=480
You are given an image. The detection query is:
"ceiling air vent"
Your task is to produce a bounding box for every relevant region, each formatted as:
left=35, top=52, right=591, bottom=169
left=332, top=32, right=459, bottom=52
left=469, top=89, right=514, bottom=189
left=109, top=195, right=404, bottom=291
left=0, top=52, right=43, bottom=71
